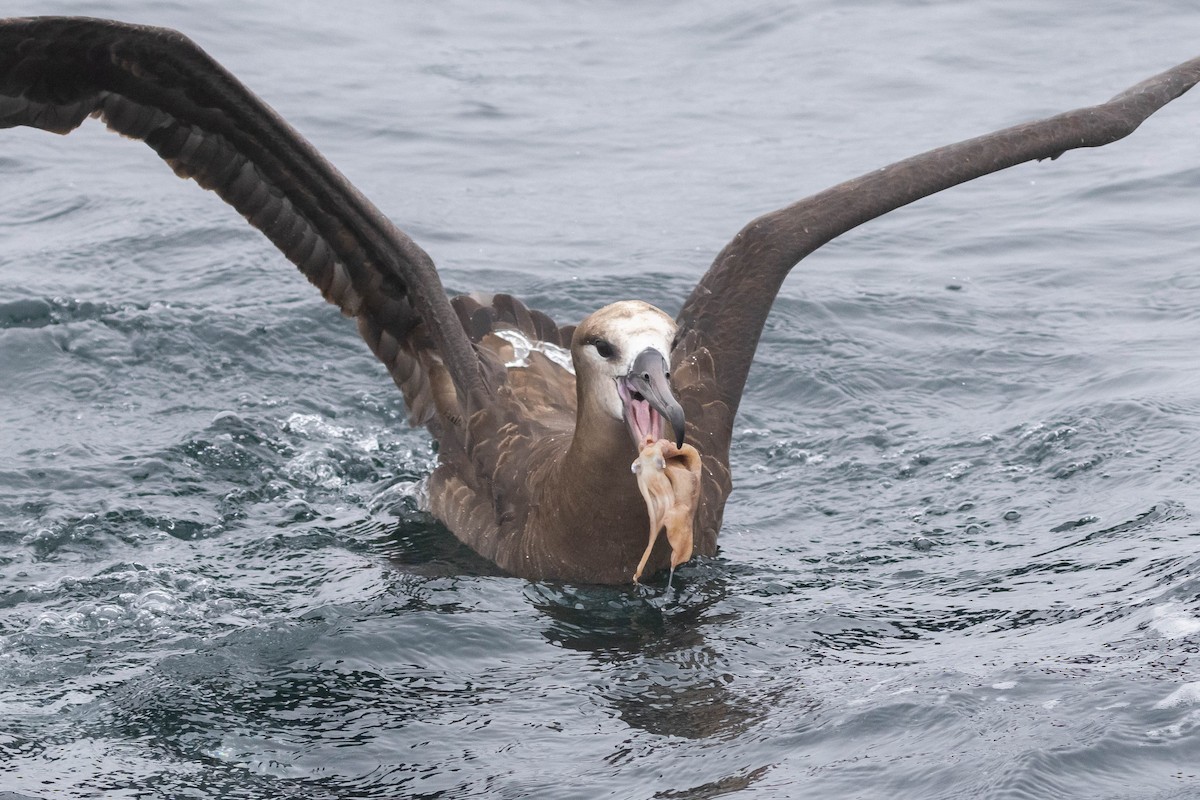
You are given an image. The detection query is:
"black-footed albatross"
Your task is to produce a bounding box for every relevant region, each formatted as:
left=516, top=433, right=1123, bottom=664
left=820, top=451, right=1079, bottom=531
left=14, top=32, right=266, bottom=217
left=2, top=17, right=1199, bottom=584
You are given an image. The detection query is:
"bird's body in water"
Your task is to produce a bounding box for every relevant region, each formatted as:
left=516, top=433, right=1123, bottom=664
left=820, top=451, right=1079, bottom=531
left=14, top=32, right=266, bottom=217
left=1, top=17, right=1199, bottom=582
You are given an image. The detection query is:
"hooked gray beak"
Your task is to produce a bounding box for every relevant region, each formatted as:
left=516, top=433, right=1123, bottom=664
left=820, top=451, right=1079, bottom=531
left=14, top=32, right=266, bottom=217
left=620, top=348, right=686, bottom=449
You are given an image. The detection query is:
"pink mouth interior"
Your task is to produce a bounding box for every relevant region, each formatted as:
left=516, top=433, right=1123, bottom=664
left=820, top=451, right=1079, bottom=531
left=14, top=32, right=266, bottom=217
left=620, top=381, right=664, bottom=443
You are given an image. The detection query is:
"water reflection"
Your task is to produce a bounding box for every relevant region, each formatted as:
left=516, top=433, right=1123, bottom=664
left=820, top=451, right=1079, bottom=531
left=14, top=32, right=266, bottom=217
left=379, top=508, right=507, bottom=580
left=526, top=565, right=765, bottom=741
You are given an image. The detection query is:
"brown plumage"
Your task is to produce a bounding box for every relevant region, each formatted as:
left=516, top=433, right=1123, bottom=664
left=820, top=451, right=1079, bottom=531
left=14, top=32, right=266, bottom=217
left=2, top=17, right=1199, bottom=583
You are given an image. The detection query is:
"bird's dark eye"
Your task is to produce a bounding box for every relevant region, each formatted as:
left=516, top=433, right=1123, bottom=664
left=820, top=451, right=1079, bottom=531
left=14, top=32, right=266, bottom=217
left=591, top=339, right=615, bottom=359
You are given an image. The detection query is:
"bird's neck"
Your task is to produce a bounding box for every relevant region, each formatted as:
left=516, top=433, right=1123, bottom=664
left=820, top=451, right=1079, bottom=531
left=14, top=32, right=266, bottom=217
left=521, top=406, right=656, bottom=582
left=563, top=407, right=632, bottom=469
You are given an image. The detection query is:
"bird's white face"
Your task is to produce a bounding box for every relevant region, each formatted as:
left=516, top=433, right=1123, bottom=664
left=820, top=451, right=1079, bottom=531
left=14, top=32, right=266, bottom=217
left=572, top=301, right=684, bottom=447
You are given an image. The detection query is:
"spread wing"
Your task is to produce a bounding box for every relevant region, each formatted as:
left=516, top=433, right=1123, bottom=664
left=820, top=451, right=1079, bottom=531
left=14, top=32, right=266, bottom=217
left=0, top=16, right=490, bottom=432
left=672, top=54, right=1200, bottom=442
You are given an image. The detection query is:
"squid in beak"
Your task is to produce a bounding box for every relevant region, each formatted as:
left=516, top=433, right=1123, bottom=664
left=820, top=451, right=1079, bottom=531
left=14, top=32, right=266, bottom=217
left=618, top=348, right=686, bottom=449
left=630, top=437, right=702, bottom=586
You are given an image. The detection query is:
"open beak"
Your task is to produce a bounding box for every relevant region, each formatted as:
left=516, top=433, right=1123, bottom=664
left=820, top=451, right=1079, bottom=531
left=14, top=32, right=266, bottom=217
left=619, top=348, right=685, bottom=449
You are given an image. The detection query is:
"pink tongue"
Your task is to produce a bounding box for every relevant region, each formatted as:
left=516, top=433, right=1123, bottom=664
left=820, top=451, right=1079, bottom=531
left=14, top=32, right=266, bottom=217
left=629, top=398, right=663, bottom=441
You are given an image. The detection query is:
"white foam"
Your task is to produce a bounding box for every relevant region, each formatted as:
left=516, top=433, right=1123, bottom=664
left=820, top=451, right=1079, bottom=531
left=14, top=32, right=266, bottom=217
left=1149, top=603, right=1200, bottom=639
left=1154, top=682, right=1200, bottom=710
left=283, top=412, right=357, bottom=439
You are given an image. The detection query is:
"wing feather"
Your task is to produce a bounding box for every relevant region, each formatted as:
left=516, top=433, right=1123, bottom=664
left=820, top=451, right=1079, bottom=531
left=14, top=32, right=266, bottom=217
left=0, top=16, right=489, bottom=426
left=674, top=54, right=1200, bottom=431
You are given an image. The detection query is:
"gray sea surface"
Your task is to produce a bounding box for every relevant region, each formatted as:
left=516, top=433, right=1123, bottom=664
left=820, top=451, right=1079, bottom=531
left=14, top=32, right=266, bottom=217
left=3, top=1, right=1200, bottom=797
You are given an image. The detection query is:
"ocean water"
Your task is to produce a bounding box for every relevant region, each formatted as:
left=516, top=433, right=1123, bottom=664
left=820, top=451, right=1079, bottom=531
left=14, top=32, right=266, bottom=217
left=2, top=1, right=1200, bottom=797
